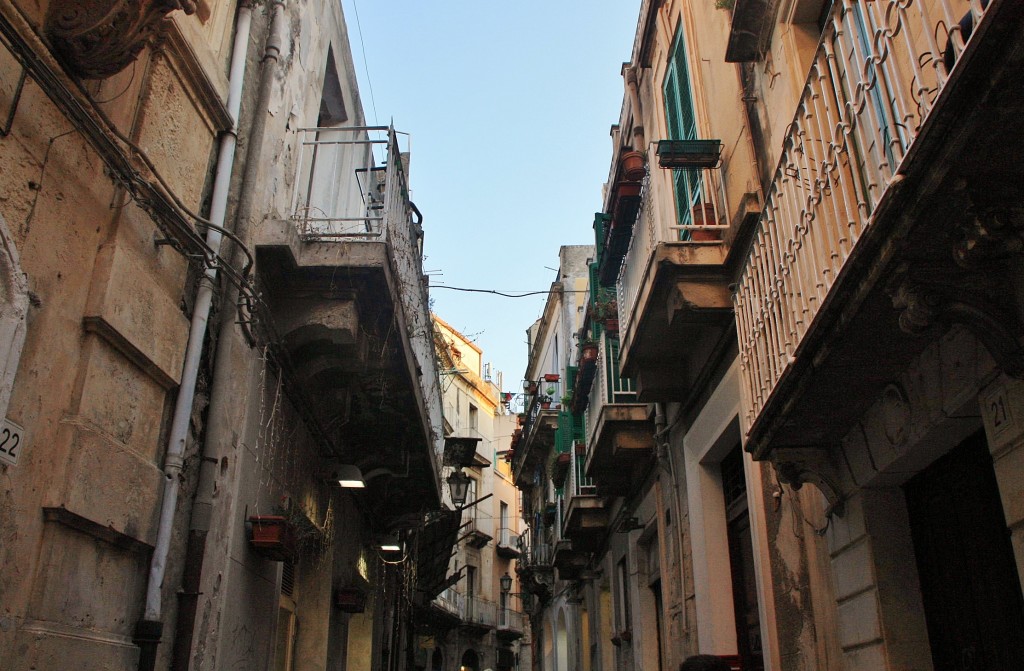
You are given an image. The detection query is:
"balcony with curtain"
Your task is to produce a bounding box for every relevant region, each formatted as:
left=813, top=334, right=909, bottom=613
left=256, top=125, right=443, bottom=520
left=732, top=0, right=1024, bottom=461
left=583, top=333, right=655, bottom=497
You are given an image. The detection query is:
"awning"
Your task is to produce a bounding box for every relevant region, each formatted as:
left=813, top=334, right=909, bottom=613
left=414, top=509, right=462, bottom=600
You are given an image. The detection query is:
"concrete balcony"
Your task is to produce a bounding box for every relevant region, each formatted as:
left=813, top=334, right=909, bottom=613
left=512, top=393, right=559, bottom=488
left=583, top=337, right=655, bottom=496
left=497, top=607, right=525, bottom=642
left=615, top=172, right=756, bottom=402
left=461, top=517, right=492, bottom=550
left=496, top=527, right=521, bottom=559
left=563, top=451, right=607, bottom=553
left=552, top=538, right=589, bottom=581
left=732, top=1, right=1024, bottom=462
left=255, top=126, right=442, bottom=520
left=456, top=594, right=497, bottom=636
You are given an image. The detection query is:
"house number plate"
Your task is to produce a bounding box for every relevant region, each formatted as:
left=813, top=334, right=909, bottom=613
left=0, top=418, right=26, bottom=466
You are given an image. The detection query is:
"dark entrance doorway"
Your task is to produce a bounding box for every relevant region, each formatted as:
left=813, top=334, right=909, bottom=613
left=904, top=430, right=1024, bottom=670
left=721, top=446, right=765, bottom=671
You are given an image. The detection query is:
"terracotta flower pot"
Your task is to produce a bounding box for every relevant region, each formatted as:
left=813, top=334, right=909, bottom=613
left=543, top=373, right=560, bottom=382
left=620, top=150, right=646, bottom=181
left=690, top=202, right=721, bottom=241
left=580, top=343, right=599, bottom=363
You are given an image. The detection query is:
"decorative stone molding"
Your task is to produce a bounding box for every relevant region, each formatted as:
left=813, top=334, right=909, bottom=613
left=952, top=179, right=1024, bottom=270
left=45, top=0, right=197, bottom=80
left=890, top=269, right=1024, bottom=379
left=769, top=447, right=846, bottom=516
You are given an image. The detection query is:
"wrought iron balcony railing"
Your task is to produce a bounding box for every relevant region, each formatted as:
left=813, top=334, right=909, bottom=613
left=733, top=0, right=993, bottom=432
left=497, top=527, right=519, bottom=549
left=498, top=606, right=525, bottom=632
left=585, top=334, right=637, bottom=445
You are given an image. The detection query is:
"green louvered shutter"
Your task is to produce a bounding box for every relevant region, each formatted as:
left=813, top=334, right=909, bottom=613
left=664, top=27, right=702, bottom=236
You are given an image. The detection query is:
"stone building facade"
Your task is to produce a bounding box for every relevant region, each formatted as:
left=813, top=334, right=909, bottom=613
left=0, top=2, right=448, bottom=670
left=516, top=1, right=1024, bottom=671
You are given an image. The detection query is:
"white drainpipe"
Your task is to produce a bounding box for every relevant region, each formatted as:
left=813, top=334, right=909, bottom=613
left=625, top=64, right=645, bottom=151
left=141, top=1, right=252, bottom=631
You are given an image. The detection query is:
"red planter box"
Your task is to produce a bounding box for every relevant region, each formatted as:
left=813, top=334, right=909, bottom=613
left=248, top=515, right=297, bottom=561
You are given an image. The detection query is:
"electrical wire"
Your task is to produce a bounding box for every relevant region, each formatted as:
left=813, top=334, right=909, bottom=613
left=430, top=284, right=588, bottom=298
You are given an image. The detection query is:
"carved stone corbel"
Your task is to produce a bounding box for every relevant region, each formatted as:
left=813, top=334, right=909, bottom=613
left=770, top=446, right=846, bottom=517
left=889, top=266, right=1024, bottom=379
left=951, top=179, right=1024, bottom=270
left=45, top=0, right=197, bottom=79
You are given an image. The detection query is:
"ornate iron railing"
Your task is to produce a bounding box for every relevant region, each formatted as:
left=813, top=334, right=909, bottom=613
left=733, top=0, right=991, bottom=430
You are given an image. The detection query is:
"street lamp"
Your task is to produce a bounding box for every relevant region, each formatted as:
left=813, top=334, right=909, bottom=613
left=500, top=572, right=513, bottom=594
left=447, top=469, right=471, bottom=508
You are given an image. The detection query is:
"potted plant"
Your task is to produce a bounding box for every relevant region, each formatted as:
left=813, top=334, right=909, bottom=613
left=539, top=395, right=553, bottom=409
left=690, top=202, right=721, bottom=241
left=579, top=340, right=599, bottom=363
left=620, top=149, right=646, bottom=181
left=526, top=381, right=538, bottom=395
left=560, top=392, right=573, bottom=407
left=247, top=514, right=297, bottom=561
left=543, top=373, right=560, bottom=383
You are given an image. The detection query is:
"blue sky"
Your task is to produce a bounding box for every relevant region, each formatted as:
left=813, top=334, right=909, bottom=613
left=341, top=0, right=640, bottom=394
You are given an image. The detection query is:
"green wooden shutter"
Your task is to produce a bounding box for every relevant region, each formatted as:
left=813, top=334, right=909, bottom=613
left=663, top=27, right=702, bottom=234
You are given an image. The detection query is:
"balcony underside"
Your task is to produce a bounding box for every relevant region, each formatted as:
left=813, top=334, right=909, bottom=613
left=496, top=543, right=521, bottom=559
left=459, top=621, right=493, bottom=637
left=747, top=6, right=1024, bottom=460
left=620, top=243, right=734, bottom=401
left=585, top=404, right=655, bottom=496
left=256, top=242, right=440, bottom=518
left=553, top=539, right=589, bottom=581
left=496, top=626, right=524, bottom=643
left=563, top=496, right=609, bottom=553
left=512, top=409, right=558, bottom=487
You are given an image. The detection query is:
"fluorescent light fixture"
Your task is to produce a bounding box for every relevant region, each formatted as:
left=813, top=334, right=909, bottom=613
left=336, top=464, right=365, bottom=488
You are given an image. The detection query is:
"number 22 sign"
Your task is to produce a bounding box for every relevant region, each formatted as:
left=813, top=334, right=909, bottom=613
left=0, top=418, right=26, bottom=466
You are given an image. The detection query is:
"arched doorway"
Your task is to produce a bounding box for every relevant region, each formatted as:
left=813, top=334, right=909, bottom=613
left=460, top=648, right=480, bottom=671
left=555, top=610, right=569, bottom=671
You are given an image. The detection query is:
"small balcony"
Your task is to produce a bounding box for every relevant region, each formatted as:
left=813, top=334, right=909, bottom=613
left=584, top=336, right=655, bottom=496
left=733, top=1, right=1024, bottom=461
left=456, top=594, right=497, bottom=636
left=496, top=527, right=521, bottom=559
left=461, top=516, right=492, bottom=550
left=497, top=606, right=525, bottom=641
left=552, top=538, right=589, bottom=581
left=563, top=449, right=607, bottom=554
left=512, top=387, right=561, bottom=488
left=516, top=533, right=554, bottom=598
left=256, top=126, right=442, bottom=520
left=614, top=169, right=756, bottom=402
